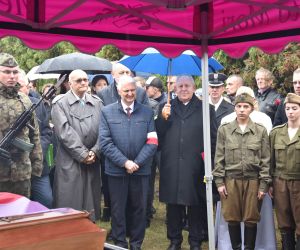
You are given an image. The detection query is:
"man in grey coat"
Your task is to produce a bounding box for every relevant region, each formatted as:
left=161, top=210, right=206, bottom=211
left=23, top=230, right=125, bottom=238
left=51, top=69, right=102, bottom=220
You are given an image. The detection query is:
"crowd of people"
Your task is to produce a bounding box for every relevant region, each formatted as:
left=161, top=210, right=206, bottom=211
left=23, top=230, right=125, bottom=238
left=0, top=51, right=299, bottom=250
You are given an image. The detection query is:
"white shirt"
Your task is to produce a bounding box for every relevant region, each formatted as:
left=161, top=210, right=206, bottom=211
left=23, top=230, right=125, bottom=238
left=209, top=96, right=223, bottom=111
left=121, top=100, right=134, bottom=114
left=220, top=110, right=273, bottom=135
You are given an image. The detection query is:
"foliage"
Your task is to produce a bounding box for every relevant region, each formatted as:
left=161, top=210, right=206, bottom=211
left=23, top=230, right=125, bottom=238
left=1, top=37, right=299, bottom=95
left=214, top=43, right=300, bottom=95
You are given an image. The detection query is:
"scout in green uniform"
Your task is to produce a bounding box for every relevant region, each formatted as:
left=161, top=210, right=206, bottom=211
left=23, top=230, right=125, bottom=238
left=213, top=93, right=271, bottom=250
left=0, top=53, right=43, bottom=197
left=269, top=92, right=300, bottom=250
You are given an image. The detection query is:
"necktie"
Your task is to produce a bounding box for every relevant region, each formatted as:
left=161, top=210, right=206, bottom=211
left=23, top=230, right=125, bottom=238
left=80, top=99, right=85, bottom=106
left=126, top=107, right=131, bottom=118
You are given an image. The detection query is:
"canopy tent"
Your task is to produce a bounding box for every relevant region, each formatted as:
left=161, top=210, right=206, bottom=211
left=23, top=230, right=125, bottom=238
left=0, top=0, right=299, bottom=58
left=1, top=1, right=299, bottom=249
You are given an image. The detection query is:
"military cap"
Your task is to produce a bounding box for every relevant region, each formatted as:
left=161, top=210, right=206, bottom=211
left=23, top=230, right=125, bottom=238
left=208, top=73, right=227, bottom=86
left=284, top=93, right=300, bottom=105
left=0, top=53, right=18, bottom=67
left=234, top=93, right=254, bottom=106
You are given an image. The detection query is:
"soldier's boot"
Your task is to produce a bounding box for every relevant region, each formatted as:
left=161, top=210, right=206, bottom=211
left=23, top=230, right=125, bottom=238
left=244, top=224, right=257, bottom=250
left=281, top=230, right=295, bottom=250
left=228, top=223, right=242, bottom=250
left=295, top=235, right=300, bottom=250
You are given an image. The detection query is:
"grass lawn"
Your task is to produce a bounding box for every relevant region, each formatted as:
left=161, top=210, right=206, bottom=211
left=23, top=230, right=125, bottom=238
left=97, top=175, right=281, bottom=250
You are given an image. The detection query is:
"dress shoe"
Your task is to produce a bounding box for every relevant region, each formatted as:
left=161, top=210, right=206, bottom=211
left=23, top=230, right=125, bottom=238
left=167, top=243, right=181, bottom=250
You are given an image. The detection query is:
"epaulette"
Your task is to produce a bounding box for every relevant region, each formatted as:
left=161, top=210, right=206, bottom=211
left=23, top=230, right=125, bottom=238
left=91, top=94, right=103, bottom=103
left=219, top=122, right=230, bottom=128
left=52, top=94, right=65, bottom=104
left=254, top=122, right=265, bottom=128
left=271, top=123, right=286, bottom=131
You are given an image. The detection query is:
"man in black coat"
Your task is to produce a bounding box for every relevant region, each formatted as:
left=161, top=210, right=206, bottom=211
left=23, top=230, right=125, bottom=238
left=156, top=75, right=217, bottom=250
left=273, top=68, right=300, bottom=126
left=208, top=73, right=234, bottom=127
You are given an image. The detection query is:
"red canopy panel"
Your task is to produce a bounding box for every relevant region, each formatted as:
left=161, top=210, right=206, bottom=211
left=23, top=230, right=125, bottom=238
left=0, top=0, right=299, bottom=58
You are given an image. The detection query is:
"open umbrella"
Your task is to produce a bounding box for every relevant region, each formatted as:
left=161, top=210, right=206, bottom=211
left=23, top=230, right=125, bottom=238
left=36, top=52, right=112, bottom=74
left=119, top=48, right=223, bottom=76
left=27, top=65, right=60, bottom=81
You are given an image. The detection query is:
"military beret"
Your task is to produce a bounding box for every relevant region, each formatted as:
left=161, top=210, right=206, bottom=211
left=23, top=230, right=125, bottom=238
left=284, top=93, right=300, bottom=105
left=0, top=53, right=18, bottom=67
left=234, top=93, right=254, bottom=106
left=208, top=73, right=227, bottom=86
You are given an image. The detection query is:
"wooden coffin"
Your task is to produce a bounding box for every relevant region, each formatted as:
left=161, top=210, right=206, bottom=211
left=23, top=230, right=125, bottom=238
left=0, top=209, right=106, bottom=250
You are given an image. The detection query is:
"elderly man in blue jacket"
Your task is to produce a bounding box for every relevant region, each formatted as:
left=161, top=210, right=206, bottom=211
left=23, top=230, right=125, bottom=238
left=99, top=75, right=158, bottom=250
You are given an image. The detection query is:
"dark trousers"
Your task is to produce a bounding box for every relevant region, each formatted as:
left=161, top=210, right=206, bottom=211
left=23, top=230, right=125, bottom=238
left=100, top=154, right=110, bottom=208
left=167, top=204, right=203, bottom=247
left=108, top=175, right=149, bottom=249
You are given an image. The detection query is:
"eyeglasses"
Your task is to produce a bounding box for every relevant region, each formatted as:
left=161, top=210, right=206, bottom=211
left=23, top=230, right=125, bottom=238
left=0, top=70, right=19, bottom=75
left=74, top=78, right=88, bottom=84
left=293, top=81, right=300, bottom=85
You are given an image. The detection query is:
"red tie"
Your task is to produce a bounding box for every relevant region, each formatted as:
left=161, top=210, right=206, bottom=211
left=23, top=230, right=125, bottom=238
left=126, top=107, right=131, bottom=118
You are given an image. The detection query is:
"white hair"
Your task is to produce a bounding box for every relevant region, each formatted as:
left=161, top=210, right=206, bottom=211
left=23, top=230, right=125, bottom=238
left=176, top=75, right=195, bottom=86
left=117, top=75, right=136, bottom=90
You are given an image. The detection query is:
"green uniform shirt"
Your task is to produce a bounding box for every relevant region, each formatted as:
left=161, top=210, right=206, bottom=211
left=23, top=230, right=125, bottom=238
left=213, top=119, right=271, bottom=192
left=270, top=123, right=300, bottom=180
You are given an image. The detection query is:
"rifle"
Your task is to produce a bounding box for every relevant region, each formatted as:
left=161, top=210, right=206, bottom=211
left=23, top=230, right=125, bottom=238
left=0, top=75, right=66, bottom=164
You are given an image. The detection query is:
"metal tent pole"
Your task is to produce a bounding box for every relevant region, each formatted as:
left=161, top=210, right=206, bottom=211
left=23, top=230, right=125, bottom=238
left=200, top=4, right=215, bottom=250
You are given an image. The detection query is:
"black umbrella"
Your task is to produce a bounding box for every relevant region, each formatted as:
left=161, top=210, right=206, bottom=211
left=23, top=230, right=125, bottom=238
left=36, top=52, right=112, bottom=74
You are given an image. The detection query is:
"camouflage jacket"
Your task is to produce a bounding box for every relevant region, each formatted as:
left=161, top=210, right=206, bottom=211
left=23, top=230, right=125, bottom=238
left=0, top=83, right=43, bottom=182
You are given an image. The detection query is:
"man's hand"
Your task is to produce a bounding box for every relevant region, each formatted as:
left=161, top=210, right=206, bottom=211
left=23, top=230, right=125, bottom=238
left=124, top=160, right=139, bottom=174
left=162, top=104, right=171, bottom=120
left=257, top=191, right=266, bottom=200
left=268, top=187, right=273, bottom=199
left=218, top=185, right=228, bottom=199
left=83, top=151, right=96, bottom=164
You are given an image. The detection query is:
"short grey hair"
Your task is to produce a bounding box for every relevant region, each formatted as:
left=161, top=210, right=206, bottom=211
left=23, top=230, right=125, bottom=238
left=176, top=75, right=195, bottom=86
left=117, top=75, right=136, bottom=90
left=69, top=69, right=87, bottom=82
left=255, top=67, right=274, bottom=81
left=226, top=74, right=244, bottom=85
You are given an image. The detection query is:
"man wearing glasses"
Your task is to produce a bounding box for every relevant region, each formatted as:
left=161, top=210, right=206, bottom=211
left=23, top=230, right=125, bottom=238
left=51, top=69, right=102, bottom=221
left=0, top=53, right=43, bottom=197
left=274, top=68, right=300, bottom=126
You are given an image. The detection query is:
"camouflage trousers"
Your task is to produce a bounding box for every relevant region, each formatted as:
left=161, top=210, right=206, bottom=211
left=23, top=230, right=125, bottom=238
left=0, top=179, right=31, bottom=198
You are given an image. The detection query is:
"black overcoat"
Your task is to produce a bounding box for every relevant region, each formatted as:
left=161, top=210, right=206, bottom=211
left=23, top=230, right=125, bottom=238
left=156, top=94, right=217, bottom=205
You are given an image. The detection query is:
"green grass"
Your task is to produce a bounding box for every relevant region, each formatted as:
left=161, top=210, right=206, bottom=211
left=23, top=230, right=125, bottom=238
left=97, top=176, right=281, bottom=250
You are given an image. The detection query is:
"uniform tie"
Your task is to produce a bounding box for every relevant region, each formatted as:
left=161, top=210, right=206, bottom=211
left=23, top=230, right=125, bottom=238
left=126, top=107, right=131, bottom=118
left=79, top=99, right=85, bottom=106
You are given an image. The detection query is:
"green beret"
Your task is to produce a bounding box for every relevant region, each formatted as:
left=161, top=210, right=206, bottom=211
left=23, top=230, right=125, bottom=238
left=0, top=53, right=18, bottom=67
left=284, top=93, right=300, bottom=105
left=235, top=93, right=254, bottom=106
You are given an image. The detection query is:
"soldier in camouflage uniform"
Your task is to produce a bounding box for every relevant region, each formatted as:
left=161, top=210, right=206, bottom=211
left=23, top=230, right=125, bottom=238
left=0, top=53, right=43, bottom=198
left=270, top=93, right=300, bottom=250
left=213, top=93, right=271, bottom=250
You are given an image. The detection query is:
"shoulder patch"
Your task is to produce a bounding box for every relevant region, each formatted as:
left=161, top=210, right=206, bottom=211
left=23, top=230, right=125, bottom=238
left=52, top=94, right=65, bottom=104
